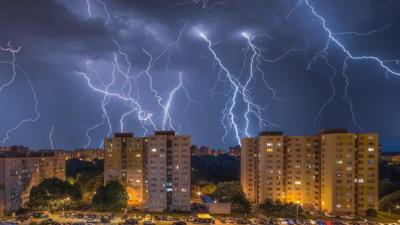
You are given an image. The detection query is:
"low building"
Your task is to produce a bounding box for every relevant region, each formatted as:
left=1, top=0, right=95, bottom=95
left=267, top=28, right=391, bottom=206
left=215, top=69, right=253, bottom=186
left=66, top=148, right=103, bottom=161
left=381, top=152, right=400, bottom=164
left=228, top=145, right=241, bottom=158
left=0, top=149, right=66, bottom=217
left=193, top=146, right=225, bottom=157
left=201, top=195, right=231, bottom=214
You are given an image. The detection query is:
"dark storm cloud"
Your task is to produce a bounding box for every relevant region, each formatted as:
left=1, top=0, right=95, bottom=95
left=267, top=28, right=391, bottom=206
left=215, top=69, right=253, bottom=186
left=1, top=0, right=400, bottom=151
left=0, top=0, right=116, bottom=70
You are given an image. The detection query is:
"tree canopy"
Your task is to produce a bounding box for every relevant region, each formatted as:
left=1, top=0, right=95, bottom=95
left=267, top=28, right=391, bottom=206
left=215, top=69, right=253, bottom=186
left=75, top=172, right=103, bottom=203
left=379, top=191, right=400, bottom=212
left=28, top=178, right=81, bottom=211
left=66, top=158, right=103, bottom=178
left=213, top=181, right=251, bottom=213
left=92, top=181, right=128, bottom=212
left=191, top=155, right=240, bottom=185
left=259, top=198, right=304, bottom=218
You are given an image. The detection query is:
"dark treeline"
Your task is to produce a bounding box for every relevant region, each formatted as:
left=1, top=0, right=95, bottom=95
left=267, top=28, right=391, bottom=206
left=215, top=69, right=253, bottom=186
left=191, top=154, right=240, bottom=184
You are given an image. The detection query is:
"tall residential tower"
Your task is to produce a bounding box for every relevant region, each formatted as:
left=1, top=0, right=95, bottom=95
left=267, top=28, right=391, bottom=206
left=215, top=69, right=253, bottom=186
left=104, top=131, right=191, bottom=212
left=241, top=130, right=379, bottom=216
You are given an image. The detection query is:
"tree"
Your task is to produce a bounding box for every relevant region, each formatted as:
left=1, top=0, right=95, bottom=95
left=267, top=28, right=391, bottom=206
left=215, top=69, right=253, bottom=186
left=380, top=191, right=400, bottom=212
left=380, top=179, right=400, bottom=198
left=191, top=155, right=240, bottom=185
left=92, top=181, right=128, bottom=212
left=259, top=198, right=304, bottom=218
left=28, top=178, right=81, bottom=211
left=66, top=159, right=103, bottom=178
left=201, top=183, right=217, bottom=196
left=75, top=172, right=103, bottom=203
left=213, top=181, right=251, bottom=213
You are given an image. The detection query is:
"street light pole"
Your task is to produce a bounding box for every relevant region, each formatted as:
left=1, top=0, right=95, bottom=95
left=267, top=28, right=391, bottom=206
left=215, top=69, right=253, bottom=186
left=296, top=201, right=300, bottom=220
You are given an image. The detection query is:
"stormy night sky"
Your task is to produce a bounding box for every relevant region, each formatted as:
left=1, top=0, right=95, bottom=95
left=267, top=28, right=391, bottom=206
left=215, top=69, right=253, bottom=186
left=1, top=0, right=400, bottom=151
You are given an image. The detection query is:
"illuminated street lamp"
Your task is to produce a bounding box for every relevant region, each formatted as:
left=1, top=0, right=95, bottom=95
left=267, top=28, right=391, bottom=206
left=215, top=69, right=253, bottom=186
left=296, top=201, right=301, bottom=220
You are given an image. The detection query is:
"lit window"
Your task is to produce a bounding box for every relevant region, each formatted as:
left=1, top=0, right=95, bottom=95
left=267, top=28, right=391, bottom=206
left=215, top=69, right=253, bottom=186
left=267, top=143, right=273, bottom=146
left=295, top=181, right=301, bottom=185
left=136, top=179, right=141, bottom=183
left=136, top=154, right=141, bottom=158
left=266, top=148, right=273, bottom=152
left=152, top=148, right=157, bottom=152
left=336, top=160, right=343, bottom=164
left=368, top=148, right=374, bottom=152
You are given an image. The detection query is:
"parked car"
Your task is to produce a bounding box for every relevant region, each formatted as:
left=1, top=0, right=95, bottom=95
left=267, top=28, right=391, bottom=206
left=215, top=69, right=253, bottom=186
left=125, top=219, right=139, bottom=224
left=173, top=221, right=187, bottom=225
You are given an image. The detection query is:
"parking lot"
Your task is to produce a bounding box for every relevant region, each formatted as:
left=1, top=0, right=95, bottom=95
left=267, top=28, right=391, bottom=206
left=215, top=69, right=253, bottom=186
left=2, top=211, right=400, bottom=225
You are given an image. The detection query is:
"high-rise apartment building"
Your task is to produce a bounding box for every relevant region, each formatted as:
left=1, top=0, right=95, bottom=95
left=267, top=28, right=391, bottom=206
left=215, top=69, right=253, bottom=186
left=104, top=131, right=191, bottom=212
left=257, top=132, right=285, bottom=203
left=146, top=131, right=191, bottom=212
left=284, top=136, right=319, bottom=209
left=240, top=137, right=259, bottom=204
left=241, top=130, right=379, bottom=216
left=104, top=133, right=145, bottom=207
left=0, top=150, right=66, bottom=217
left=318, top=132, right=379, bottom=216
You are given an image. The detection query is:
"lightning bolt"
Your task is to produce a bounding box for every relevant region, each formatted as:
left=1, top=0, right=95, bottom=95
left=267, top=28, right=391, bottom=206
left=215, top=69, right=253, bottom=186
left=162, top=73, right=184, bottom=130
left=197, top=30, right=242, bottom=144
left=198, top=32, right=269, bottom=145
left=79, top=6, right=197, bottom=146
left=290, top=0, right=399, bottom=130
left=198, top=29, right=287, bottom=144
left=86, top=0, right=92, bottom=18
left=138, top=20, right=188, bottom=130
left=85, top=0, right=111, bottom=24
left=0, top=43, right=40, bottom=144
left=161, top=72, right=201, bottom=131
left=77, top=62, right=157, bottom=147
left=49, top=125, right=55, bottom=150
left=112, top=40, right=141, bottom=133
left=241, top=32, right=302, bottom=136
left=0, top=42, right=21, bottom=93
left=83, top=60, right=114, bottom=148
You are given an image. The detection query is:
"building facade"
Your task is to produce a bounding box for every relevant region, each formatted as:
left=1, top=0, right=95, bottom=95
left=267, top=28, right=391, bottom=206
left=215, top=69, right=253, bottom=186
left=381, top=152, right=400, bottom=164
left=241, top=130, right=379, bottom=216
left=104, top=133, right=145, bottom=207
left=146, top=131, right=191, bottom=212
left=104, top=131, right=191, bottom=212
left=0, top=150, right=66, bottom=217
left=228, top=145, right=241, bottom=158
left=192, top=146, right=224, bottom=157
left=66, top=148, right=103, bottom=161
